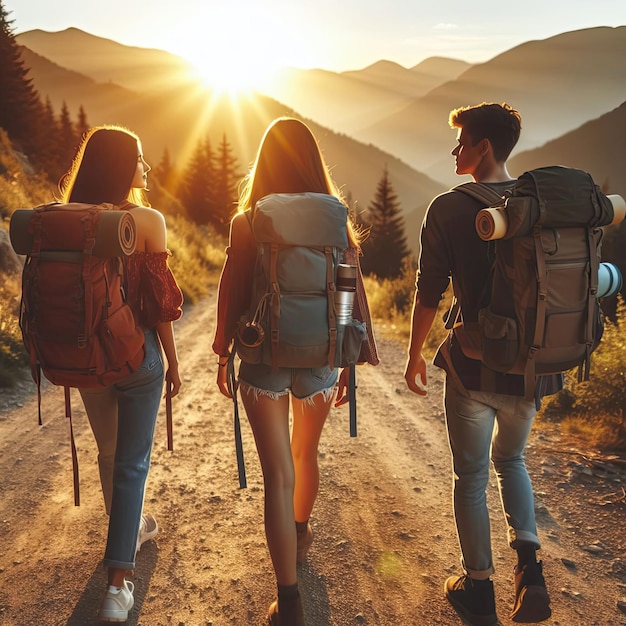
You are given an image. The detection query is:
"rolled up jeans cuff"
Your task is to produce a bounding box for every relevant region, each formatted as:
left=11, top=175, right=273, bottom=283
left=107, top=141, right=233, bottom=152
left=509, top=528, right=541, bottom=550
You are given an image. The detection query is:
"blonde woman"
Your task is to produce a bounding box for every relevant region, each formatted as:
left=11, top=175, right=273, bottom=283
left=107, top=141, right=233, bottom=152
left=213, top=117, right=378, bottom=626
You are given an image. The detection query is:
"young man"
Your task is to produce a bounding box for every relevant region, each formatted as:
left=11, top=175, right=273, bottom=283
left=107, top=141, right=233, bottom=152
left=404, top=102, right=557, bottom=625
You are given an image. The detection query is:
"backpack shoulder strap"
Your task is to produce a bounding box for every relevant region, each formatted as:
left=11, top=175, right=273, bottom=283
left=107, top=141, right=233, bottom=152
left=453, top=182, right=505, bottom=207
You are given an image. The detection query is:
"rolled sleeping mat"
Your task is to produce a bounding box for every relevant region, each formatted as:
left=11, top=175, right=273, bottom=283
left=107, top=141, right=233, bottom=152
left=9, top=208, right=137, bottom=257
left=476, top=194, right=626, bottom=241
left=597, top=263, right=623, bottom=299
left=475, top=206, right=508, bottom=241
left=608, top=195, right=626, bottom=225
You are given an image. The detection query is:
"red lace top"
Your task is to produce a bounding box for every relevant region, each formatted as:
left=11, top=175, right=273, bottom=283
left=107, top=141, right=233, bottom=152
left=125, top=251, right=183, bottom=329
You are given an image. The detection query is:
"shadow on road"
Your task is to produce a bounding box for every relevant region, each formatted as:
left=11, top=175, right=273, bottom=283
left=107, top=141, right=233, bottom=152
left=65, top=542, right=158, bottom=626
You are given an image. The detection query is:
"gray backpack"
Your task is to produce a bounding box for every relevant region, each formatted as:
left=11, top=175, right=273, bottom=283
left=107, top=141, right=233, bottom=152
left=230, top=192, right=365, bottom=488
left=235, top=192, right=363, bottom=369
left=450, top=166, right=617, bottom=398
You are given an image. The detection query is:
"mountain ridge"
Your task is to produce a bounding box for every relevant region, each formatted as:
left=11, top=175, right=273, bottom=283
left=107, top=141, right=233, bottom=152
left=16, top=30, right=446, bottom=252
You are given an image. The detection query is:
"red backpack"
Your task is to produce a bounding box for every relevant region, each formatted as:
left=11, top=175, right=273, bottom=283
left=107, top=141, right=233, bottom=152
left=10, top=202, right=146, bottom=503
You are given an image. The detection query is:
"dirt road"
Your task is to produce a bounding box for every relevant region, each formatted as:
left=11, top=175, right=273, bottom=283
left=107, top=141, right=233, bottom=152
left=0, top=295, right=625, bottom=625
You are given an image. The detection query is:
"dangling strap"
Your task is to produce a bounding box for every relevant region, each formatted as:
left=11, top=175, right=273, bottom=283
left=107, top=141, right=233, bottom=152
left=35, top=364, right=42, bottom=425
left=166, top=380, right=173, bottom=451
left=349, top=364, right=357, bottom=437
left=64, top=387, right=80, bottom=506
left=228, top=345, right=247, bottom=488
left=438, top=333, right=471, bottom=398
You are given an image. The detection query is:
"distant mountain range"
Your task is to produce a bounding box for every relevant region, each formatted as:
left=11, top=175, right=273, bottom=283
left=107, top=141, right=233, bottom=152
left=509, top=101, right=626, bottom=201
left=259, top=57, right=471, bottom=136
left=15, top=25, right=626, bottom=252
left=356, top=26, right=626, bottom=185
left=16, top=28, right=447, bottom=252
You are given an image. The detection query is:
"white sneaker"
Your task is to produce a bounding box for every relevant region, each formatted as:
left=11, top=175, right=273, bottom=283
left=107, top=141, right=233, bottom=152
left=98, top=580, right=134, bottom=622
left=136, top=513, right=159, bottom=553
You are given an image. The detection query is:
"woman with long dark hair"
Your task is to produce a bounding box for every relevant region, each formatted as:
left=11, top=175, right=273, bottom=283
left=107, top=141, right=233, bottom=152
left=60, top=125, right=183, bottom=622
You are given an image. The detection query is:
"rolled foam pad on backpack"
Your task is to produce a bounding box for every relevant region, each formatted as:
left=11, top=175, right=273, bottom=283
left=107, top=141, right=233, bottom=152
left=608, top=195, right=626, bottom=225
left=92, top=210, right=137, bottom=257
left=9, top=207, right=137, bottom=257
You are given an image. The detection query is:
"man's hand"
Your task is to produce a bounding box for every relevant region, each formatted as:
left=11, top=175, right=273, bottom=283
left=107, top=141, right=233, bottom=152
left=404, top=353, right=428, bottom=396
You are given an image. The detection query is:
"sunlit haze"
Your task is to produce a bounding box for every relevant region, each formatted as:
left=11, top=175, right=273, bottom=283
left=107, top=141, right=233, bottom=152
left=7, top=0, right=626, bottom=83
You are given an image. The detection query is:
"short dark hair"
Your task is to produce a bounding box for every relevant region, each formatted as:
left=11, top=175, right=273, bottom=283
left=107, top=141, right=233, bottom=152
left=449, top=102, right=522, bottom=162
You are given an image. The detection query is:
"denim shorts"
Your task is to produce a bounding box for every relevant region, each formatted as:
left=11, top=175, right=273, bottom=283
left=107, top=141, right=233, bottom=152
left=239, top=361, right=339, bottom=402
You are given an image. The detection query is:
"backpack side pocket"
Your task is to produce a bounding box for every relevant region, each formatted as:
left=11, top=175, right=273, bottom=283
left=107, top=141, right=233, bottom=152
left=478, top=308, right=518, bottom=372
left=335, top=319, right=367, bottom=368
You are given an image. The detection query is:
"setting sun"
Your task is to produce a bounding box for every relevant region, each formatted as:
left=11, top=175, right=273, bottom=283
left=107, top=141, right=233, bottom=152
left=189, top=54, right=274, bottom=95
left=171, top=4, right=311, bottom=96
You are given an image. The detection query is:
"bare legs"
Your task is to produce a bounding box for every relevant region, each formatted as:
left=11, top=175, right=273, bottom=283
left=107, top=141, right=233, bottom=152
left=243, top=392, right=297, bottom=584
left=291, top=393, right=334, bottom=522
left=242, top=390, right=335, bottom=585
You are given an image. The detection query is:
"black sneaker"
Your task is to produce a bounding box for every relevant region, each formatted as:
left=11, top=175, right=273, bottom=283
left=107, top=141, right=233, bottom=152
left=444, top=575, right=500, bottom=626
left=511, top=560, right=551, bottom=623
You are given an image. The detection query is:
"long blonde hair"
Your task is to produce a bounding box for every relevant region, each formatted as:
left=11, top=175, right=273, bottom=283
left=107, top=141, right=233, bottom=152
left=239, top=117, right=360, bottom=247
left=59, top=125, right=149, bottom=206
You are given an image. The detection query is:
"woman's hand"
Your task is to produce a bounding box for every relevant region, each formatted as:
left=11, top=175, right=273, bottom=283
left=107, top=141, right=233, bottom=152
left=216, top=361, right=232, bottom=399
left=334, top=367, right=350, bottom=407
left=165, top=364, right=181, bottom=398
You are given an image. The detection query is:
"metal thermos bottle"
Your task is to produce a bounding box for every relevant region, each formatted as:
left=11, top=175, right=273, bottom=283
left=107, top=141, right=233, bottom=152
left=335, top=264, right=357, bottom=325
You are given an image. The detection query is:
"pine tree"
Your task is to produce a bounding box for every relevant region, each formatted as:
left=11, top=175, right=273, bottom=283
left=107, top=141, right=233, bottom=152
left=57, top=101, right=78, bottom=175
left=212, top=133, right=241, bottom=235
left=154, top=147, right=178, bottom=194
left=360, top=166, right=409, bottom=279
left=39, top=96, right=60, bottom=180
left=75, top=105, right=89, bottom=142
left=0, top=1, right=45, bottom=159
left=181, top=137, right=216, bottom=224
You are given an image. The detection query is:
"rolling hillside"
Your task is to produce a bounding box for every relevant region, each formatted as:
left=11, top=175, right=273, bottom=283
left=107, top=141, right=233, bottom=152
left=509, top=100, right=626, bottom=201
left=16, top=27, right=196, bottom=92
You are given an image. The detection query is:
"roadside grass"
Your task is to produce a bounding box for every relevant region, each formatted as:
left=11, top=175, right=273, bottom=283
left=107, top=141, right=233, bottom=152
left=365, top=265, right=625, bottom=451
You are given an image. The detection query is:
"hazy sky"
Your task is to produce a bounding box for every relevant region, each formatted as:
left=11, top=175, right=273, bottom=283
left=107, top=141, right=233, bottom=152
left=6, top=0, right=626, bottom=73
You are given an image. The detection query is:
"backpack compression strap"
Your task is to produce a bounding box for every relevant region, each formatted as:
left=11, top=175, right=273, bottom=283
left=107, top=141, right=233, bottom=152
left=582, top=228, right=601, bottom=382
left=79, top=210, right=99, bottom=346
left=268, top=243, right=281, bottom=371
left=325, top=246, right=338, bottom=368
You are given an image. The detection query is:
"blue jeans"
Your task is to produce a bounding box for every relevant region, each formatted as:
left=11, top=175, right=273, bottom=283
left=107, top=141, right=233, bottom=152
left=444, top=378, right=540, bottom=579
left=79, top=329, right=164, bottom=570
